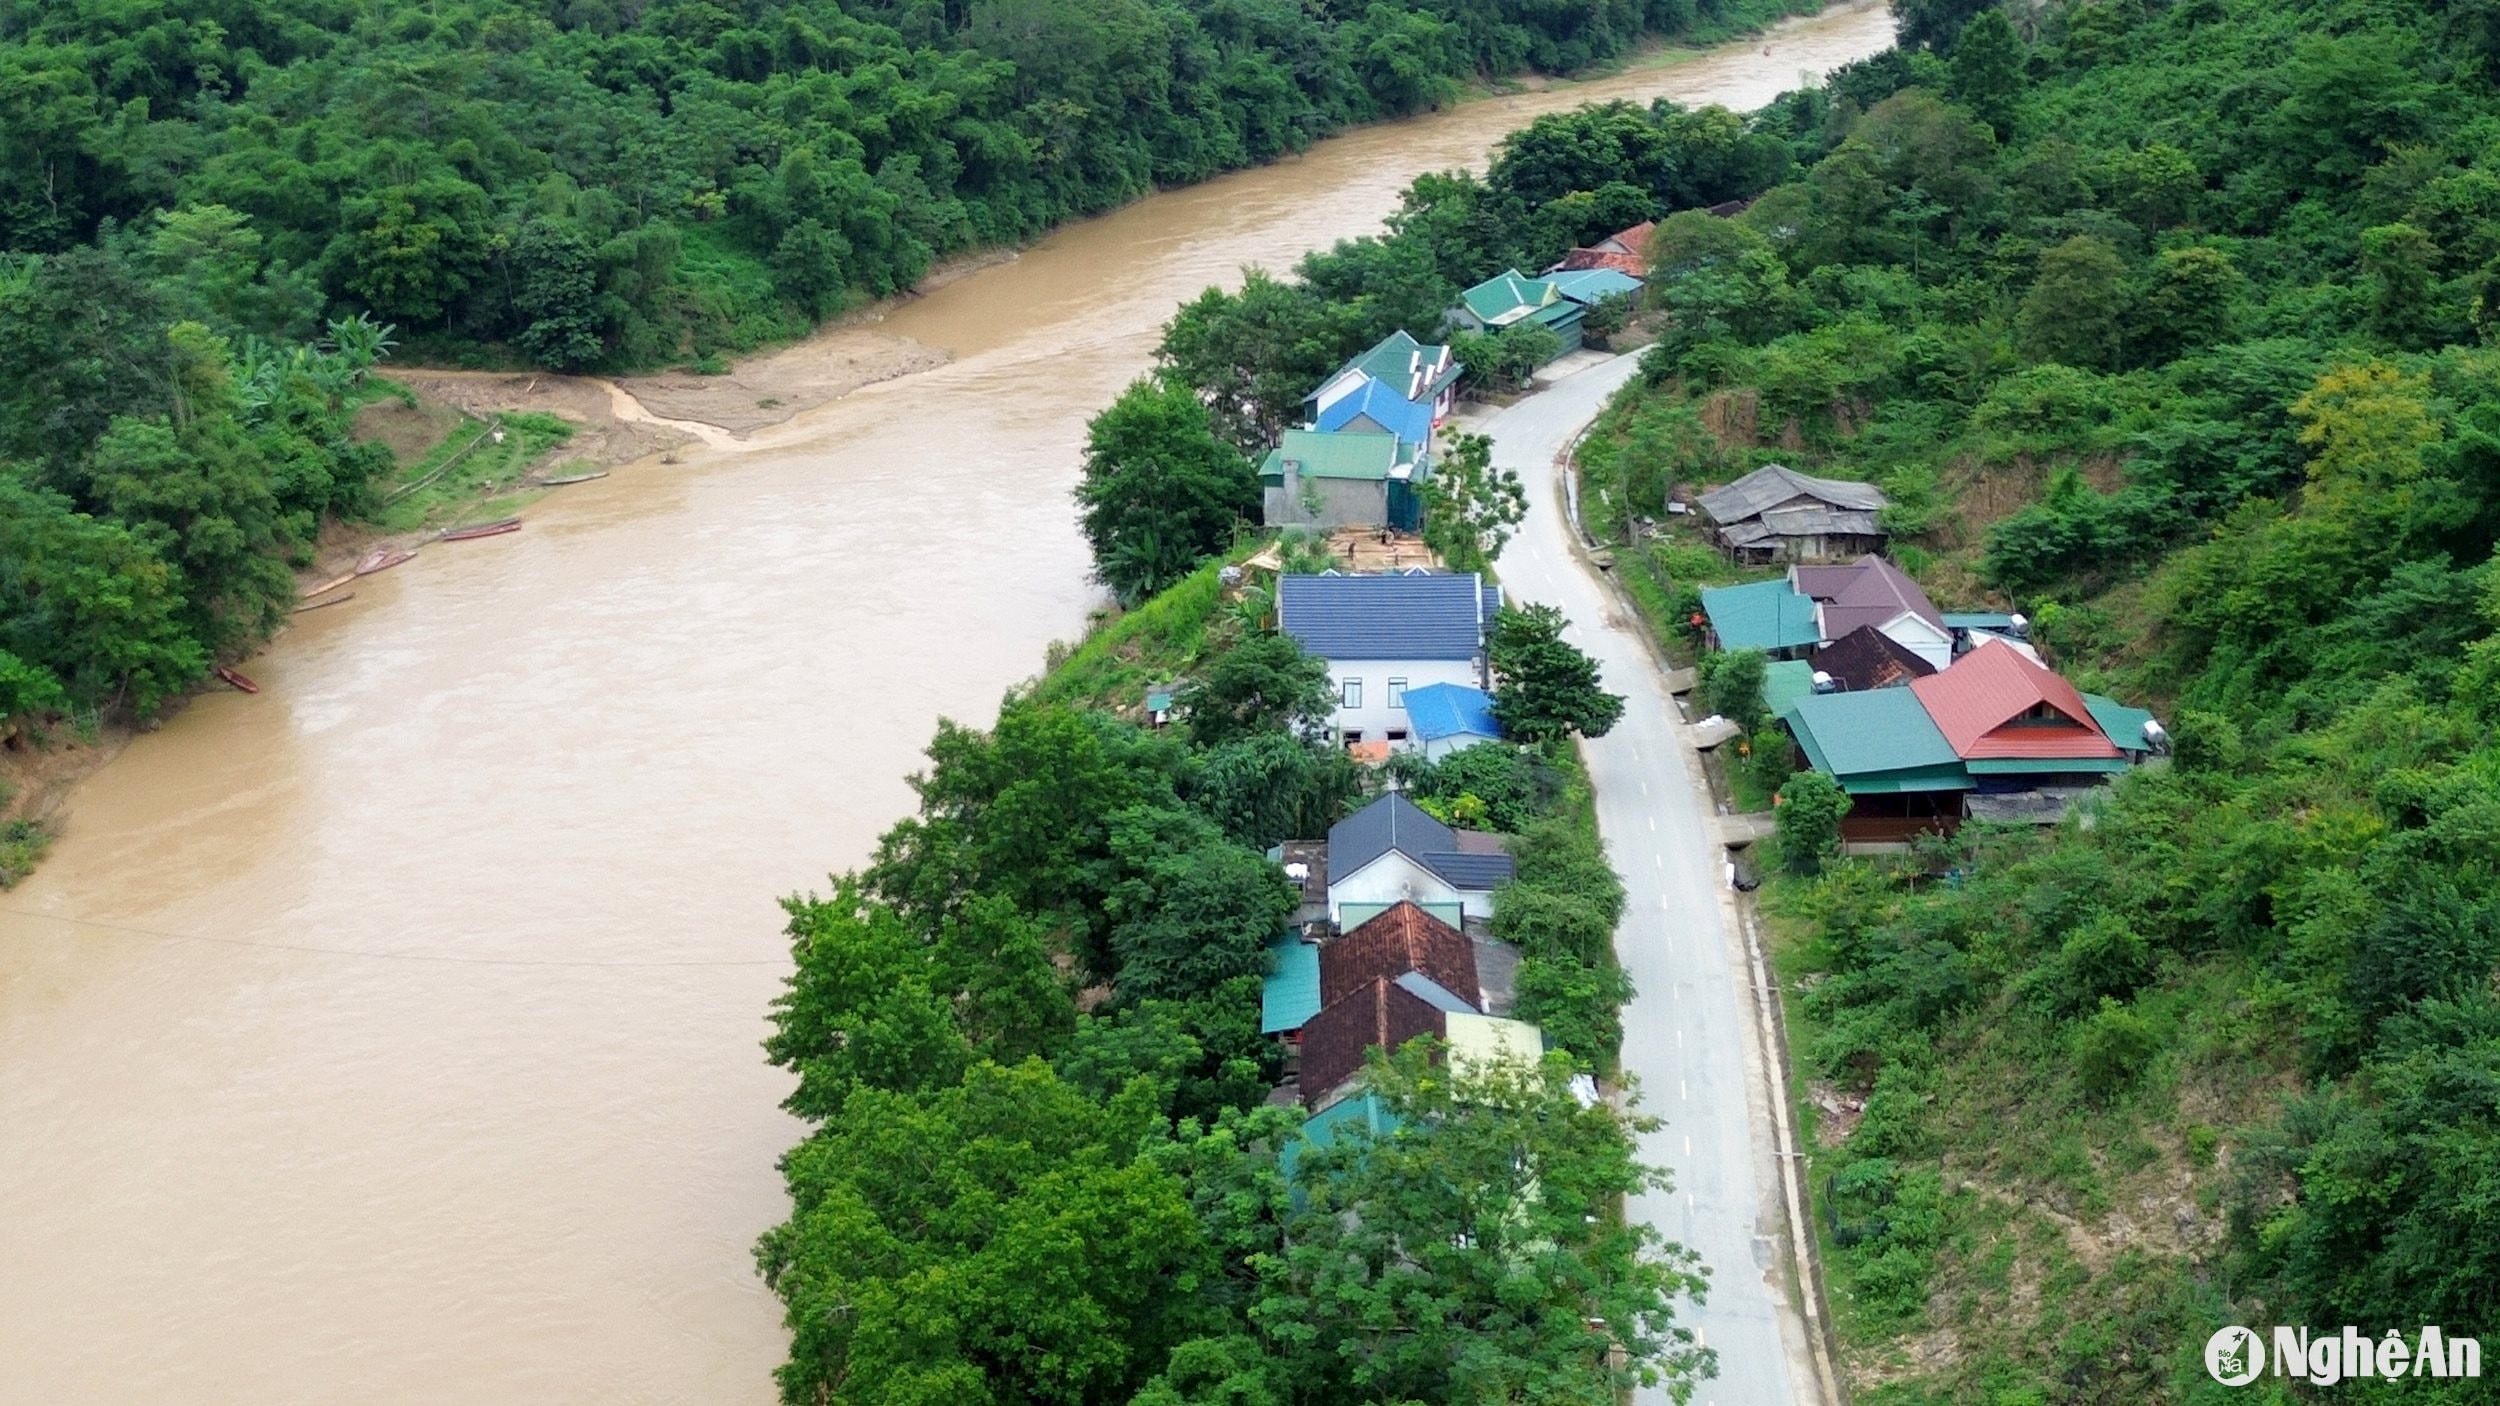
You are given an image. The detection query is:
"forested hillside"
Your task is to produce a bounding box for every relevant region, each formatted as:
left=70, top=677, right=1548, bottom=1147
left=2, top=0, right=1789, bottom=372
left=1555, top=0, right=2500, bottom=1397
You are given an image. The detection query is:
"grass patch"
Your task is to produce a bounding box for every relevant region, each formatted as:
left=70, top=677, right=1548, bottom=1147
left=370, top=411, right=574, bottom=533
left=0, top=817, right=53, bottom=888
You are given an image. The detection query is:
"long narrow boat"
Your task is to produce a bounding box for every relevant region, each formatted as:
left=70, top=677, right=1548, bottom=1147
left=438, top=518, right=523, bottom=542
left=537, top=471, right=609, bottom=487
left=301, top=571, right=357, bottom=600
left=214, top=665, right=260, bottom=694
left=355, top=547, right=418, bottom=575
left=293, top=592, right=354, bottom=613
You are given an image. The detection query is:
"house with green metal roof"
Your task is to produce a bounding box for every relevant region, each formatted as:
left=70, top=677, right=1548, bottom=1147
left=1762, top=659, right=1819, bottom=720
left=1780, top=688, right=1972, bottom=844
left=1699, top=578, right=1823, bottom=656
left=1449, top=269, right=1586, bottom=356
left=1260, top=428, right=1426, bottom=531
left=1305, top=330, right=1464, bottom=429
left=1261, top=930, right=1323, bottom=1038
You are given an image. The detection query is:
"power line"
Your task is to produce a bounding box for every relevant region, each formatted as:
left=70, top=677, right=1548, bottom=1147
left=0, top=905, right=786, bottom=969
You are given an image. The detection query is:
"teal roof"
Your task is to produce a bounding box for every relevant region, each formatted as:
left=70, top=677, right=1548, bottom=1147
left=1965, top=756, right=2134, bottom=775
left=1259, top=428, right=1398, bottom=483
left=1941, top=612, right=2021, bottom=630
left=1701, top=579, right=1823, bottom=651
left=1261, top=931, right=1322, bottom=1035
left=1342, top=330, right=1462, bottom=401
left=1545, top=268, right=1643, bottom=304
left=2083, top=693, right=2157, bottom=753
left=1763, top=660, right=1817, bottom=719
left=1281, top=1092, right=1405, bottom=1185
left=1784, top=689, right=1971, bottom=793
left=1460, top=268, right=1559, bottom=325
left=1145, top=686, right=1174, bottom=712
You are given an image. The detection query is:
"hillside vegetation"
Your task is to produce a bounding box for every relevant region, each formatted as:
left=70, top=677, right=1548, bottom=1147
left=1559, top=0, right=2500, bottom=1398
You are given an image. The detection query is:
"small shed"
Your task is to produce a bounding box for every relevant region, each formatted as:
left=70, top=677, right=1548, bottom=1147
left=1699, top=465, right=1889, bottom=564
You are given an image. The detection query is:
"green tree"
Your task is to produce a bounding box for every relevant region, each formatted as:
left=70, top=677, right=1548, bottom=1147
left=1173, top=632, right=1335, bottom=747
left=1694, top=647, right=1769, bottom=735
left=1947, top=9, right=2025, bottom=138
left=1103, top=805, right=1295, bottom=1000
left=1489, top=603, right=1625, bottom=744
left=2361, top=221, right=2444, bottom=348
left=2138, top=244, right=2243, bottom=363
left=765, top=879, right=974, bottom=1119
left=2017, top=235, right=2129, bottom=371
left=0, top=477, right=206, bottom=713
left=1774, top=770, right=1850, bottom=875
left=1260, top=1043, right=1712, bottom=1404
left=1076, top=376, right=1259, bottom=603
left=1421, top=431, right=1526, bottom=575
left=1186, top=731, right=1361, bottom=847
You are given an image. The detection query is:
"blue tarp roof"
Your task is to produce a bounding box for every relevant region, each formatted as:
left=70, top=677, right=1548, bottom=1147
left=1262, top=931, right=1322, bottom=1034
left=1313, top=375, right=1433, bottom=445
left=1279, top=573, right=1494, bottom=660
left=1402, top=682, right=1501, bottom=742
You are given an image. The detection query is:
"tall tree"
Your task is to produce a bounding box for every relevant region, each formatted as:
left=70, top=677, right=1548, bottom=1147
left=1421, top=431, right=1526, bottom=575
left=1076, top=375, right=1259, bottom=603
left=1489, top=604, right=1625, bottom=744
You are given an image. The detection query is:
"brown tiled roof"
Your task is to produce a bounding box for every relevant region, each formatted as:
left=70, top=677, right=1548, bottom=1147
left=1808, top=625, right=1937, bottom=693
left=1298, top=976, right=1448, bottom=1108
left=1323, top=901, right=1482, bottom=1010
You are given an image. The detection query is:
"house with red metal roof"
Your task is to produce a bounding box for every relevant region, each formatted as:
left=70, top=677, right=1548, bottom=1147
left=1909, top=639, right=2130, bottom=777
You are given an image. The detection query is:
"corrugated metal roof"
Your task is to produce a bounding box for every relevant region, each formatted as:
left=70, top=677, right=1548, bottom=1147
left=1942, top=611, right=2021, bottom=630
left=1460, top=269, right=1558, bottom=325
left=1699, top=465, right=1888, bottom=525
left=1392, top=971, right=1478, bottom=1013
left=1784, top=688, right=1968, bottom=785
left=2083, top=693, right=2158, bottom=753
left=1261, top=931, right=1323, bottom=1034
left=1279, top=572, right=1490, bottom=660
left=1344, top=330, right=1462, bottom=402
left=1339, top=900, right=1465, bottom=930
left=1445, top=1012, right=1545, bottom=1077
left=1763, top=660, right=1817, bottom=718
left=1910, top=640, right=2123, bottom=760
left=1281, top=1091, right=1403, bottom=1184
left=1327, top=901, right=1481, bottom=1010
left=1700, top=579, right=1823, bottom=651
left=1259, top=428, right=1398, bottom=482
left=1809, top=625, right=1937, bottom=692
left=1313, top=376, right=1433, bottom=445
left=1402, top=682, right=1501, bottom=742
left=1421, top=850, right=1515, bottom=889
left=1544, top=268, right=1644, bottom=304
left=1328, top=792, right=1460, bottom=878
left=1965, top=756, right=2132, bottom=774
left=1816, top=556, right=1945, bottom=638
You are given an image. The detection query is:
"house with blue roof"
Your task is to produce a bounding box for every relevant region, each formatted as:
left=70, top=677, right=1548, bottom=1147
left=1277, top=571, right=1502, bottom=747
left=1400, top=682, right=1503, bottom=759
left=1305, top=330, right=1464, bottom=430
left=1323, top=792, right=1514, bottom=926
left=1313, top=375, right=1436, bottom=446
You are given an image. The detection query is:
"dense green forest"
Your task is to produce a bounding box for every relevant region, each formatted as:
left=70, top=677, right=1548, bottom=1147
left=1544, top=0, right=2500, bottom=1398
left=2, top=0, right=1791, bottom=372
left=0, top=0, right=1804, bottom=818
left=755, top=578, right=1680, bottom=1405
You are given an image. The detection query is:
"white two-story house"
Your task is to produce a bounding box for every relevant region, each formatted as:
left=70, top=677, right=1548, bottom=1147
left=1276, top=571, right=1502, bottom=749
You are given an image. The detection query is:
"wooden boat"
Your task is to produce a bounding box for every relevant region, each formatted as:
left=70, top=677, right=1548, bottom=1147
left=293, top=592, right=353, bottom=613
left=355, top=547, right=417, bottom=575
left=302, top=571, right=356, bottom=600
left=438, top=518, right=523, bottom=542
left=214, top=665, right=260, bottom=694
left=537, top=471, right=609, bottom=487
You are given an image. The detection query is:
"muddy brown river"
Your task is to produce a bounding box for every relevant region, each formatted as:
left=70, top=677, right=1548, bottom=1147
left=0, top=9, right=1892, bottom=1401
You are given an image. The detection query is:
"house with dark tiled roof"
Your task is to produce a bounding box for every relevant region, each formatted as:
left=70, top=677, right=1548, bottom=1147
left=1323, top=901, right=1482, bottom=1011
left=1700, top=464, right=1890, bottom=565
left=1323, top=792, right=1514, bottom=925
left=1295, top=971, right=1543, bottom=1109
left=1277, top=572, right=1502, bottom=747
left=1809, top=624, right=1939, bottom=693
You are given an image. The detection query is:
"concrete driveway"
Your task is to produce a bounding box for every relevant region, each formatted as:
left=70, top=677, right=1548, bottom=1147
left=1462, top=357, right=1823, bottom=1406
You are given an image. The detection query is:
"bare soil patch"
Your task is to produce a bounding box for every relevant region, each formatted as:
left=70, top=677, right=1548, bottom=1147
left=616, top=329, right=948, bottom=433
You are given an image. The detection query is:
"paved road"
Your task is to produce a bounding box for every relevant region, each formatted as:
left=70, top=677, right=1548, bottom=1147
left=1464, top=357, right=1820, bottom=1406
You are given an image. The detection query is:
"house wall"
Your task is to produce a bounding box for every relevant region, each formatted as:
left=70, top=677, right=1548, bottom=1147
left=1420, top=728, right=1502, bottom=761
left=1321, top=656, right=1483, bottom=744
left=1264, top=476, right=1388, bottom=530
left=1330, top=850, right=1497, bottom=924
left=1874, top=615, right=1955, bottom=671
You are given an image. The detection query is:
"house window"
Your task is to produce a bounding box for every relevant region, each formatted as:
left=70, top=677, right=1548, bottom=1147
left=1386, top=729, right=1409, bottom=744
left=1387, top=677, right=1408, bottom=708
left=1342, top=678, right=1362, bottom=709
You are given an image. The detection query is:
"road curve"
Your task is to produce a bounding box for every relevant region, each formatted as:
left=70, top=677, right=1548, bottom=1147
left=1461, top=356, right=1822, bottom=1406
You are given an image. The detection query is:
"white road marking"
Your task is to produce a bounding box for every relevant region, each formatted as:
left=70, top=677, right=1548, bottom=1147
left=1640, top=780, right=1649, bottom=796
left=1680, top=1079, right=1688, bottom=1100
left=1684, top=1134, right=1692, bottom=1157
left=1648, top=815, right=1656, bottom=832
left=1676, top=1027, right=1683, bottom=1048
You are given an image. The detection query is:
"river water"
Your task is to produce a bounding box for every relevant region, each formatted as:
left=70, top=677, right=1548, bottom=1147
left=0, top=9, right=1892, bottom=1402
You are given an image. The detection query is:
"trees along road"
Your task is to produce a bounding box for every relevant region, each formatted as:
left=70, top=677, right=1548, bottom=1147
left=1466, top=356, right=1826, bottom=1406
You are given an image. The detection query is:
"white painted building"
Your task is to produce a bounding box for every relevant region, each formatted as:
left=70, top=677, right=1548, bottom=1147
left=1277, top=571, right=1501, bottom=748
left=1324, top=793, right=1514, bottom=926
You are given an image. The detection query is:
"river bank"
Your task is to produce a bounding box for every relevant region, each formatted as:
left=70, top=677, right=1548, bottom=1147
left=0, top=7, right=1900, bottom=1400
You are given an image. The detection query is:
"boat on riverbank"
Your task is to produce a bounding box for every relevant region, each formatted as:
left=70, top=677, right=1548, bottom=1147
left=438, top=518, right=523, bottom=542
left=356, top=547, right=417, bottom=575
left=213, top=666, right=259, bottom=694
